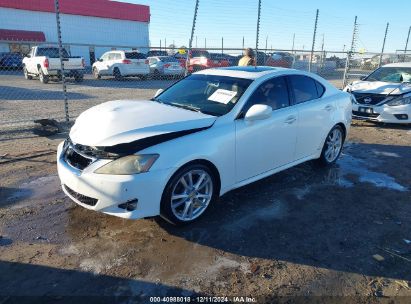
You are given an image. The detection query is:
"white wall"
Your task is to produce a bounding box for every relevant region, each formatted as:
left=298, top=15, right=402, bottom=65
left=0, top=7, right=149, bottom=65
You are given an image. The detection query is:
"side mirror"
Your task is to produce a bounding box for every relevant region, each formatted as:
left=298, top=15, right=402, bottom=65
left=26, top=54, right=31, bottom=58
left=97, top=58, right=103, bottom=62
left=154, top=89, right=164, bottom=98
left=245, top=104, right=272, bottom=121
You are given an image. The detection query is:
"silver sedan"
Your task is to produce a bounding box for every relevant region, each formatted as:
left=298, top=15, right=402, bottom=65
left=148, top=56, right=185, bottom=79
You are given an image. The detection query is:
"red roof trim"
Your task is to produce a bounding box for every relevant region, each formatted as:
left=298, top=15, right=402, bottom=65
left=0, top=29, right=46, bottom=42
left=0, top=0, right=150, bottom=23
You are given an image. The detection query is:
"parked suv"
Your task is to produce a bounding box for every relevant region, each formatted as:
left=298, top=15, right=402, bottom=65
left=92, top=51, right=150, bottom=80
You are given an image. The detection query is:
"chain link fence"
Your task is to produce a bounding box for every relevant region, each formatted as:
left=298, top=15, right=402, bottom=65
left=0, top=0, right=410, bottom=134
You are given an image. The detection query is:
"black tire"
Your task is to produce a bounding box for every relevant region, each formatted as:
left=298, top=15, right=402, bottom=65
left=113, top=67, right=122, bottom=80
left=160, top=163, right=218, bottom=226
left=92, top=68, right=101, bottom=79
left=74, top=74, right=84, bottom=83
left=153, top=69, right=161, bottom=80
left=23, top=66, right=32, bottom=80
left=316, top=125, right=345, bottom=167
left=38, top=68, right=49, bottom=84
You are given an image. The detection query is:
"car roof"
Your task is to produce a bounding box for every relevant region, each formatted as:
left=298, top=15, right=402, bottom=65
left=195, top=66, right=288, bottom=79
left=383, top=62, right=411, bottom=68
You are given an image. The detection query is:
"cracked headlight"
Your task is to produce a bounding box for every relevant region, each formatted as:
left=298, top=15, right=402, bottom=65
left=94, top=154, right=159, bottom=175
left=386, top=94, right=411, bottom=107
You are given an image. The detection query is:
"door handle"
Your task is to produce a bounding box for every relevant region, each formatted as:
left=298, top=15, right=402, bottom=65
left=285, top=116, right=297, bottom=124
left=324, top=104, right=334, bottom=111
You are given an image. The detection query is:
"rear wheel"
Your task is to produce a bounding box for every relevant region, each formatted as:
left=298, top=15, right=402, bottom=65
left=23, top=66, right=32, bottom=80
left=38, top=68, right=49, bottom=84
left=113, top=67, right=122, bottom=80
left=160, top=163, right=218, bottom=226
left=317, top=125, right=345, bottom=166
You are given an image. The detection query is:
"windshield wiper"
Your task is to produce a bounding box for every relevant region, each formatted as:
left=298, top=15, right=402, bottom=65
left=151, top=97, right=164, bottom=104
left=170, top=102, right=201, bottom=112
left=170, top=102, right=217, bottom=116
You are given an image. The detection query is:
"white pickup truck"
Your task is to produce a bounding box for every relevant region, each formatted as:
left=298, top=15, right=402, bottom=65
left=23, top=46, right=85, bottom=84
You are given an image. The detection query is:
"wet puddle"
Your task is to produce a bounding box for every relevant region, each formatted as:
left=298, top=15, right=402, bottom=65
left=5, top=175, right=65, bottom=209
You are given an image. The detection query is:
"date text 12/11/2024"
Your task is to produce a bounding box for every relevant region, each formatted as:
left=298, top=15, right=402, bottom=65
left=149, top=296, right=257, bottom=303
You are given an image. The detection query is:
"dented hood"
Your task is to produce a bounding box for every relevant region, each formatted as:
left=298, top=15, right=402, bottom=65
left=70, top=100, right=216, bottom=147
left=349, top=80, right=411, bottom=95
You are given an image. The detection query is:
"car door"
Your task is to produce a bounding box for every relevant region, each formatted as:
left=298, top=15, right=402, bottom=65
left=96, top=52, right=110, bottom=75
left=289, top=75, right=335, bottom=160
left=235, top=76, right=298, bottom=182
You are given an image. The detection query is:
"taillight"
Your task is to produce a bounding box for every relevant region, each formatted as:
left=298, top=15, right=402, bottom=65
left=43, top=58, right=49, bottom=68
left=145, top=59, right=149, bottom=64
left=164, top=63, right=171, bottom=68
left=122, top=59, right=132, bottom=64
left=81, top=58, right=85, bottom=68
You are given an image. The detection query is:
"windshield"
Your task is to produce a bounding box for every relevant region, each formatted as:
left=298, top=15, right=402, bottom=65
left=365, top=67, right=411, bottom=83
left=153, top=74, right=253, bottom=116
left=37, top=48, right=69, bottom=58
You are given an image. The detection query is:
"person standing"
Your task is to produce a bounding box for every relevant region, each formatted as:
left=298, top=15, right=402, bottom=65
left=238, top=48, right=256, bottom=66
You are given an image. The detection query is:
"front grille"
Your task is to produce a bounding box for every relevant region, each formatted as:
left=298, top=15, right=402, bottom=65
left=64, top=185, right=98, bottom=206
left=352, top=93, right=387, bottom=105
left=352, top=110, right=380, bottom=118
left=65, top=147, right=93, bottom=170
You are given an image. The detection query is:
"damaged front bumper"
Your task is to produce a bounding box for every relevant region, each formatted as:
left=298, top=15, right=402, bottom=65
left=56, top=141, right=171, bottom=219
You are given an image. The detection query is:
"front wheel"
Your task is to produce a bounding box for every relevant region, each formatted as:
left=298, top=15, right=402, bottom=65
left=316, top=125, right=345, bottom=166
left=113, top=67, right=122, bottom=80
left=23, top=66, right=32, bottom=80
left=160, top=164, right=218, bottom=225
left=92, top=68, right=101, bottom=79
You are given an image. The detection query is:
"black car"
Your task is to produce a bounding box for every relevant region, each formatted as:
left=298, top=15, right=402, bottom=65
left=0, top=52, right=23, bottom=70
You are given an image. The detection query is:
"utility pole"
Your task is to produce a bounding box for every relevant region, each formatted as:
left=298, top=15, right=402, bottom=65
left=379, top=22, right=389, bottom=68
left=196, top=36, right=198, bottom=48
left=404, top=26, right=411, bottom=62
left=204, top=37, right=207, bottom=49
left=255, top=0, right=262, bottom=66
left=265, top=35, right=268, bottom=53
left=309, top=9, right=319, bottom=72
left=342, top=16, right=358, bottom=88
left=186, top=0, right=199, bottom=75
left=54, top=0, right=69, bottom=122
left=221, top=37, right=224, bottom=55
left=242, top=36, right=245, bottom=49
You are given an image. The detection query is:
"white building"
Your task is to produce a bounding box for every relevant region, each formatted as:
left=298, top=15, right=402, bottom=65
left=0, top=0, right=150, bottom=65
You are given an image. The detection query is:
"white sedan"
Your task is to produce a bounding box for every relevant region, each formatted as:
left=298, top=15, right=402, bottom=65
left=57, top=66, right=352, bottom=225
left=345, top=62, right=411, bottom=124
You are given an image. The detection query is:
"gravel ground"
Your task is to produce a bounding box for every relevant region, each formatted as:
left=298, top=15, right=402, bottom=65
left=0, top=119, right=410, bottom=303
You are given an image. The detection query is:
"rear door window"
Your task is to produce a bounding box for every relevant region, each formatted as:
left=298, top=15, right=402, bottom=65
left=289, top=75, right=321, bottom=104
left=125, top=52, right=147, bottom=59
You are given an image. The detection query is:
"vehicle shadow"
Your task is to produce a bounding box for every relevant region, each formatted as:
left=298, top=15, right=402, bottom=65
left=158, top=142, right=411, bottom=281
left=0, top=260, right=199, bottom=300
